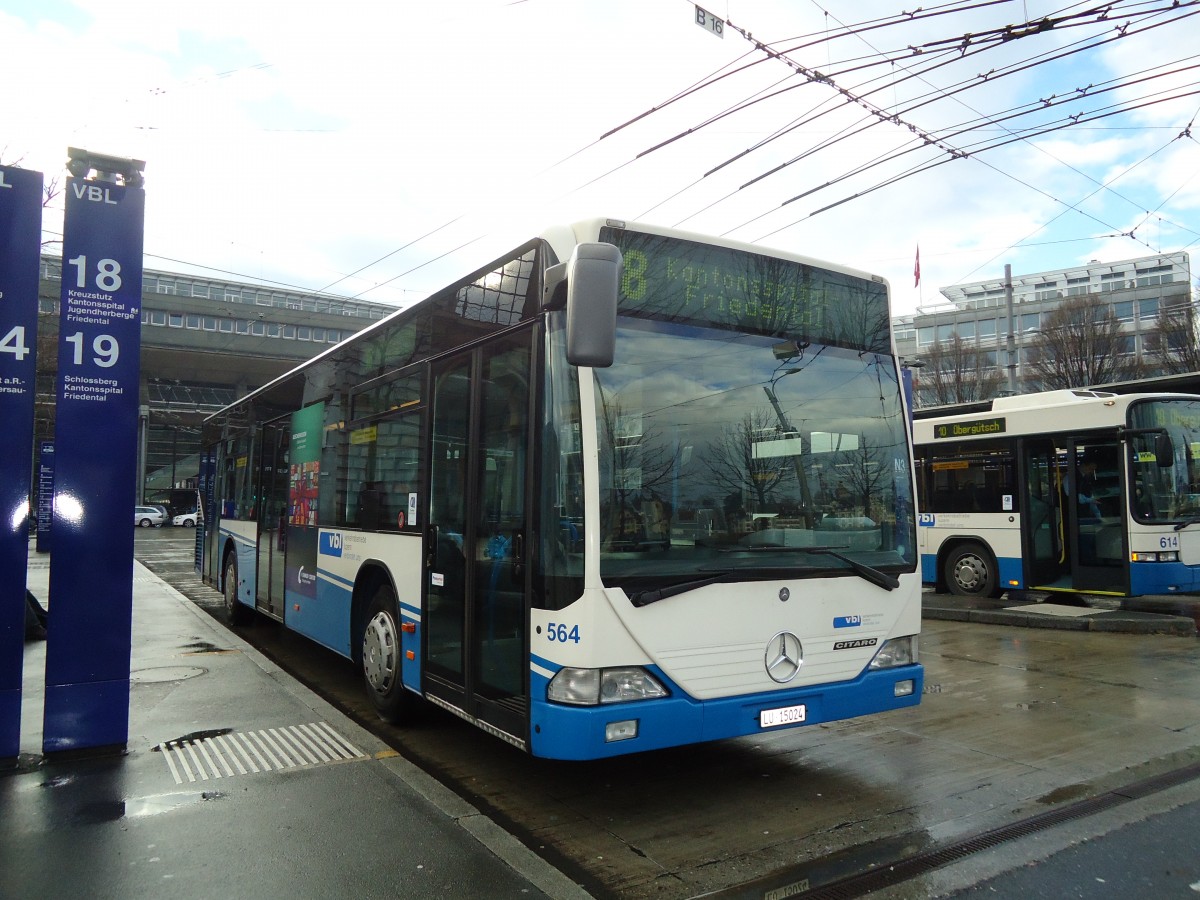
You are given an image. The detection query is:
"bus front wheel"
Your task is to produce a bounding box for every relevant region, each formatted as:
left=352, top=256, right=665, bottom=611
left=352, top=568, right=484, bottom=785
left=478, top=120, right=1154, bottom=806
left=944, top=543, right=1000, bottom=598
left=362, top=583, right=413, bottom=724
left=223, top=553, right=254, bottom=625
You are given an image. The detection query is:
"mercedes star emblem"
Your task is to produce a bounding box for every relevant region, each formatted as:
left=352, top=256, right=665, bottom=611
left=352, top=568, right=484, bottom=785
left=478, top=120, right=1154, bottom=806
left=765, top=631, right=803, bottom=683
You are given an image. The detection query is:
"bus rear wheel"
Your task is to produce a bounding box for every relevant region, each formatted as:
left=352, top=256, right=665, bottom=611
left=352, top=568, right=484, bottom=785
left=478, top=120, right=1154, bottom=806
left=944, top=542, right=1000, bottom=598
left=223, top=553, right=254, bottom=625
left=362, top=583, right=413, bottom=724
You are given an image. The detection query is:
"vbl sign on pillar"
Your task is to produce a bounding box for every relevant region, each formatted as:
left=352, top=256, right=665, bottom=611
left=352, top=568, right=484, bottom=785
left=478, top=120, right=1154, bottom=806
left=43, top=166, right=145, bottom=754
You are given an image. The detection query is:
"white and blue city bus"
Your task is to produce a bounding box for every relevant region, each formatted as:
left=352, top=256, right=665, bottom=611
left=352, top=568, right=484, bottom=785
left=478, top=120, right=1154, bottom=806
left=200, top=218, right=923, bottom=760
left=913, top=389, right=1200, bottom=599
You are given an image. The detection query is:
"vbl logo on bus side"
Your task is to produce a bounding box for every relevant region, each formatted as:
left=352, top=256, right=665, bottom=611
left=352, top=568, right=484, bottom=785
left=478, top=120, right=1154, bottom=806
left=319, top=532, right=343, bottom=557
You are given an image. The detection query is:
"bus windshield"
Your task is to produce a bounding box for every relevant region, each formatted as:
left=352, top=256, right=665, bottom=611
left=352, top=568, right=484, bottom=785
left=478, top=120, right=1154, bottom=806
left=1129, top=398, right=1200, bottom=522
left=590, top=319, right=915, bottom=587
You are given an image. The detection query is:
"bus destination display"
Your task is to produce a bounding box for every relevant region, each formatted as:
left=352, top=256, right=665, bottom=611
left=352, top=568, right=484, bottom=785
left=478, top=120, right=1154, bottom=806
left=600, top=226, right=890, bottom=350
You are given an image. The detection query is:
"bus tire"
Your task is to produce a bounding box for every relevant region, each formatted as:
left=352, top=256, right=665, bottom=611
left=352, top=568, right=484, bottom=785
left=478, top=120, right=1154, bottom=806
left=944, top=542, right=1000, bottom=598
left=362, top=583, right=413, bottom=724
left=223, top=552, right=255, bottom=626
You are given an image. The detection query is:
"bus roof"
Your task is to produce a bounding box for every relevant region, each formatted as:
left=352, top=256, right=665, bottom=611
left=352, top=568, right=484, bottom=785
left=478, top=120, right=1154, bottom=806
left=912, top=388, right=1200, bottom=443
left=205, top=217, right=893, bottom=426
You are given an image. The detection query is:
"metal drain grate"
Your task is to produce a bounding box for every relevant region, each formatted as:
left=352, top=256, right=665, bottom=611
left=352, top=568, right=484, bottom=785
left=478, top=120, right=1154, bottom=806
left=156, top=722, right=368, bottom=785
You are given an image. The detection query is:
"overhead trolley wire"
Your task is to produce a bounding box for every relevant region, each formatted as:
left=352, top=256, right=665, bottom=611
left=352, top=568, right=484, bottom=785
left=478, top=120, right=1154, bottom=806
left=713, top=5, right=1200, bottom=240
left=330, top=0, right=1165, bottom=294
left=729, top=2, right=1199, bottom=198
left=656, top=4, right=1155, bottom=228
left=953, top=130, right=1197, bottom=282
left=315, top=215, right=466, bottom=295
left=748, top=82, right=1200, bottom=246
left=803, top=2, right=1200, bottom=250
left=245, top=0, right=1200, bottom=306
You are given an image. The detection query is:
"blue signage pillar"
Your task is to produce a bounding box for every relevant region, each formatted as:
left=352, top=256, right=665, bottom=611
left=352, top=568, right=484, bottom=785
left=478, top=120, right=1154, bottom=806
left=0, top=164, right=43, bottom=764
left=43, top=149, right=145, bottom=756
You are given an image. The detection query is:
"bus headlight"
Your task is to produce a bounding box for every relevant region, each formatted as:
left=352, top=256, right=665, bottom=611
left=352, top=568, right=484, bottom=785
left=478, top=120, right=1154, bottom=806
left=1132, top=551, right=1178, bottom=562
left=869, top=636, right=918, bottom=670
left=547, top=666, right=669, bottom=706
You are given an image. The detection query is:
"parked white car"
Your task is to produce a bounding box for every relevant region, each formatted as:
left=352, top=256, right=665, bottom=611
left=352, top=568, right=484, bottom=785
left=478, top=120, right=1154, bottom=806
left=173, top=510, right=199, bottom=527
left=135, top=506, right=165, bottom=527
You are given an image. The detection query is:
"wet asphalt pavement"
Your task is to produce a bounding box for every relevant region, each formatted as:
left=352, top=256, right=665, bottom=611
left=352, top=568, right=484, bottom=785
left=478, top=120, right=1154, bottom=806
left=8, top=527, right=1196, bottom=899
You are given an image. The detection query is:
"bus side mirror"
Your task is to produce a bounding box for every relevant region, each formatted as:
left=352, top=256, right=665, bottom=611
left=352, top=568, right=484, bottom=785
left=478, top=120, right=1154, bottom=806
left=1156, top=431, right=1174, bottom=468
left=564, top=242, right=621, bottom=368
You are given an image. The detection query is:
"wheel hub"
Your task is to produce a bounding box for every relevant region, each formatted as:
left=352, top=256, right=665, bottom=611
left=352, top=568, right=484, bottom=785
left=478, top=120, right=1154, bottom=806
left=224, top=565, right=237, bottom=611
left=954, top=555, right=986, bottom=591
left=363, top=612, right=397, bottom=694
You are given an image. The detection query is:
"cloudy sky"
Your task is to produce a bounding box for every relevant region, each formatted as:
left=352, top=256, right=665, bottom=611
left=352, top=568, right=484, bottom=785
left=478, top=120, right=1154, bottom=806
left=3, top=0, right=1198, bottom=316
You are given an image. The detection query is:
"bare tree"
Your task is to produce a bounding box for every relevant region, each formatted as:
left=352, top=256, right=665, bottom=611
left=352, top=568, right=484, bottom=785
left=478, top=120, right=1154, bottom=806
left=837, top=434, right=890, bottom=519
left=914, top=335, right=1004, bottom=406
left=1144, top=288, right=1200, bottom=374
left=821, top=281, right=892, bottom=353
left=595, top=389, right=680, bottom=548
left=1, top=151, right=63, bottom=247
left=701, top=408, right=795, bottom=513
left=1023, top=294, right=1143, bottom=390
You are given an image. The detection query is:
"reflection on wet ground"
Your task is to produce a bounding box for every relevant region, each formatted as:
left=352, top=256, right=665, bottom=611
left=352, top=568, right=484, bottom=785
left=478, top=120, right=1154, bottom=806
left=134, top=531, right=1200, bottom=899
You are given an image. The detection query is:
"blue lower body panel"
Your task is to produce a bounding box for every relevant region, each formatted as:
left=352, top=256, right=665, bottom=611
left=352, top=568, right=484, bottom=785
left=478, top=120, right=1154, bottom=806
left=921, top=554, right=937, bottom=583
left=921, top=552, right=1023, bottom=591
left=997, top=556, right=1023, bottom=590
left=288, top=573, right=352, bottom=658
left=1129, top=561, right=1200, bottom=595
left=528, top=663, right=924, bottom=761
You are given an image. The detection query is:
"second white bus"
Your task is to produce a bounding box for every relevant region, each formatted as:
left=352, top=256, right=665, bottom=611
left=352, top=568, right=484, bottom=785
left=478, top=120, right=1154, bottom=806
left=913, top=389, right=1200, bottom=598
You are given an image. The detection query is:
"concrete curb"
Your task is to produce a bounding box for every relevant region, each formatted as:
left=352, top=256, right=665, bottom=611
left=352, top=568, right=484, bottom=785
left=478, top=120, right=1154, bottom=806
left=923, top=602, right=1197, bottom=636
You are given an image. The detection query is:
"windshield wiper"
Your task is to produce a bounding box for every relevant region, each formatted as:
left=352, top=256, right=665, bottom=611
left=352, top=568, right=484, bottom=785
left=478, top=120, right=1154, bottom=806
left=724, top=544, right=846, bottom=553
left=628, top=573, right=730, bottom=608
left=1174, top=518, right=1200, bottom=532
left=801, top=548, right=899, bottom=592
left=720, top=544, right=899, bottom=591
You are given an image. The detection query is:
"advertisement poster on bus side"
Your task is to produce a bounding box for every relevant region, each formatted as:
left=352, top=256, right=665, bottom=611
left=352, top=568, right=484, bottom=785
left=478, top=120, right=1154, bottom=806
left=286, top=402, right=322, bottom=607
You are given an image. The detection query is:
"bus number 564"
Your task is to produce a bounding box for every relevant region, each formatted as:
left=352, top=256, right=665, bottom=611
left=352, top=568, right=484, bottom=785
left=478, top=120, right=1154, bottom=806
left=547, top=623, right=581, bottom=644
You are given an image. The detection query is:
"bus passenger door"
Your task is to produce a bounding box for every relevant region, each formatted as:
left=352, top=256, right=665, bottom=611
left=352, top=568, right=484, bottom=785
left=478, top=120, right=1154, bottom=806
left=1066, top=440, right=1127, bottom=595
left=1021, top=438, right=1066, bottom=588
left=426, top=334, right=533, bottom=744
left=255, top=422, right=290, bottom=620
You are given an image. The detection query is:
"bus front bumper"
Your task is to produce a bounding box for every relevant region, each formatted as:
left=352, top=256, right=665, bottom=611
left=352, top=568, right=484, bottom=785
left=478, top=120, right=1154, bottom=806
left=528, top=663, right=924, bottom=761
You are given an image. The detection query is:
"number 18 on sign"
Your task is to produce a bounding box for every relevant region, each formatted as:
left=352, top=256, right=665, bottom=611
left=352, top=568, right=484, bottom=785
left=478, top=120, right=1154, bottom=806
left=44, top=169, right=145, bottom=754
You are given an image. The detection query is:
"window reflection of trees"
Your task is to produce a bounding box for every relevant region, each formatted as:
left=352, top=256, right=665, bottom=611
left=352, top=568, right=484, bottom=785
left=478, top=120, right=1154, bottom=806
left=596, top=391, right=682, bottom=551
left=703, top=410, right=796, bottom=524
left=594, top=325, right=914, bottom=571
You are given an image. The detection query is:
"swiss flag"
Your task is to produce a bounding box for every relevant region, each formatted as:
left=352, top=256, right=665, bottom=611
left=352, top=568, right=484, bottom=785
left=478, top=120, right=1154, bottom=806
left=914, top=245, right=921, bottom=288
